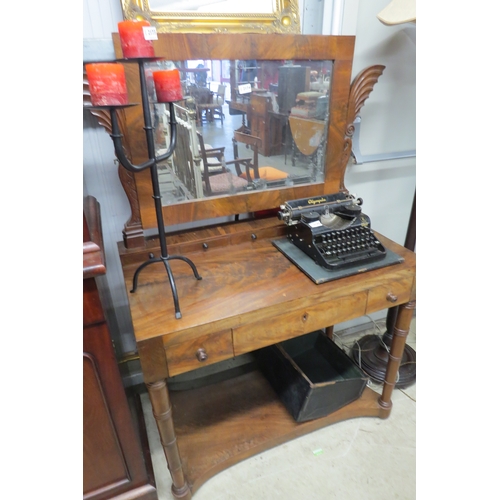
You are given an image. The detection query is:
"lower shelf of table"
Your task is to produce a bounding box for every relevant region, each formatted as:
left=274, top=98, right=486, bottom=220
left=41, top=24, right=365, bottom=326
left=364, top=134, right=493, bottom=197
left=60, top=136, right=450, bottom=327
left=169, top=366, right=387, bottom=494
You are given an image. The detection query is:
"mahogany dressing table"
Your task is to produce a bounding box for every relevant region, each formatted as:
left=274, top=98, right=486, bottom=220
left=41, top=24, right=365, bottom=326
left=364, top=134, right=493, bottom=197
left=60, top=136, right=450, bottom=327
left=118, top=218, right=415, bottom=499
left=91, top=33, right=416, bottom=499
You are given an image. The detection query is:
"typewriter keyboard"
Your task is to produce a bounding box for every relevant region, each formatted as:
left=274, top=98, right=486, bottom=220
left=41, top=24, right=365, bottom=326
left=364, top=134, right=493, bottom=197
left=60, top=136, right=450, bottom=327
left=314, top=226, right=385, bottom=266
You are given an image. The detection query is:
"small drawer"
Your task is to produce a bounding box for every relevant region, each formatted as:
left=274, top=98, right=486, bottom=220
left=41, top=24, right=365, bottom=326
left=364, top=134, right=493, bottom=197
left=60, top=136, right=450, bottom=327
left=165, top=329, right=233, bottom=377
left=366, top=278, right=413, bottom=313
left=233, top=292, right=367, bottom=356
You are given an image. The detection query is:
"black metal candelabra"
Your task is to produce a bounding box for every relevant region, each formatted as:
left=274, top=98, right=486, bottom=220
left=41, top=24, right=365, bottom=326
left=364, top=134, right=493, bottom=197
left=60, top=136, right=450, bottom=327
left=93, top=58, right=202, bottom=319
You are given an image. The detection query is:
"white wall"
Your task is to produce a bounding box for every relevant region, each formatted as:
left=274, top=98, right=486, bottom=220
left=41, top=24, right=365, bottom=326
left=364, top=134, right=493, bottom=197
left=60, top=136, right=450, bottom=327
left=335, top=0, right=416, bottom=241
left=83, top=0, right=416, bottom=359
left=332, top=0, right=416, bottom=331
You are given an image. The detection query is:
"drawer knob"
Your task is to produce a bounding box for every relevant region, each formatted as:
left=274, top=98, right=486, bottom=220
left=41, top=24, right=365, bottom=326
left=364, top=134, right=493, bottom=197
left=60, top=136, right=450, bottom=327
left=196, top=348, right=208, bottom=362
left=386, top=292, right=398, bottom=303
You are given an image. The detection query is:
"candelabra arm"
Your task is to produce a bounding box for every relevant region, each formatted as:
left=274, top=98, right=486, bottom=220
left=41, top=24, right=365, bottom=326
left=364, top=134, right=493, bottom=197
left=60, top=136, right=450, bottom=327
left=156, top=102, right=178, bottom=163
left=109, top=108, right=155, bottom=172
left=136, top=60, right=178, bottom=164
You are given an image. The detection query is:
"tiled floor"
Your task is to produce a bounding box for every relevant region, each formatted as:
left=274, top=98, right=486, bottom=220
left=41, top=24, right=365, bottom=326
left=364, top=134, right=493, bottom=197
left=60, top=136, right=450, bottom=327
left=141, top=317, right=416, bottom=500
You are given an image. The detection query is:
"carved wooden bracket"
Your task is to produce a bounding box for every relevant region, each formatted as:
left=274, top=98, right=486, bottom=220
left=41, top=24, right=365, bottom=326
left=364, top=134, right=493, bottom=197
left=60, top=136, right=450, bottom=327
left=340, top=65, right=385, bottom=190
left=84, top=75, right=145, bottom=248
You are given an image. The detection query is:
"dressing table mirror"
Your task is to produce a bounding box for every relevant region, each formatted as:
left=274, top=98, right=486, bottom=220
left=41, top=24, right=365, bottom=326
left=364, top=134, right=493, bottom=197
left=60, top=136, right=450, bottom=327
left=102, top=32, right=416, bottom=500
left=109, top=33, right=358, bottom=242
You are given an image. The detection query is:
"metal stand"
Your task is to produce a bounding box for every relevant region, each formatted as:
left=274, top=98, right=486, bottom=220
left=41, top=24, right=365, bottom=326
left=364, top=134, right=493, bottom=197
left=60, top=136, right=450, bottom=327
left=103, top=58, right=202, bottom=319
left=352, top=191, right=416, bottom=388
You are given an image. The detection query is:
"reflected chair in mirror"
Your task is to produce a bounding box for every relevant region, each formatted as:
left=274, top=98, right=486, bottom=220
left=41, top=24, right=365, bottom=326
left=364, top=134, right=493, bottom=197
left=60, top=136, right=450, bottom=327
left=188, top=85, right=212, bottom=125
left=197, top=131, right=252, bottom=196
left=162, top=103, right=204, bottom=200
left=233, top=127, right=290, bottom=188
left=197, top=84, right=226, bottom=125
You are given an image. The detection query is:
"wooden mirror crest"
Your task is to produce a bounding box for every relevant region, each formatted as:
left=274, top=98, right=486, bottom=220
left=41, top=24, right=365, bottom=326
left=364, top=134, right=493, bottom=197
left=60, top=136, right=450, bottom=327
left=84, top=33, right=384, bottom=249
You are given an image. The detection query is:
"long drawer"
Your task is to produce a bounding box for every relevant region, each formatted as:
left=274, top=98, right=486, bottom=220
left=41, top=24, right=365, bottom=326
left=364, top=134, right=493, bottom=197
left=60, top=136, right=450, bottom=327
left=233, top=292, right=367, bottom=356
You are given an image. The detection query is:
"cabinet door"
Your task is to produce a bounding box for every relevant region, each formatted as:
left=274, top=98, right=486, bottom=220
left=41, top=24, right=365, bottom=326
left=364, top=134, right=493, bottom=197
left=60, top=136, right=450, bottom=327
left=83, top=279, right=157, bottom=500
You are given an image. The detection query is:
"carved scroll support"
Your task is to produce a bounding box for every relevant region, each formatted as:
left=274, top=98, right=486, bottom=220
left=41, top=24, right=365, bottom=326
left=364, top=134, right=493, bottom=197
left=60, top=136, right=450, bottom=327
left=84, top=77, right=146, bottom=248
left=340, top=65, right=386, bottom=192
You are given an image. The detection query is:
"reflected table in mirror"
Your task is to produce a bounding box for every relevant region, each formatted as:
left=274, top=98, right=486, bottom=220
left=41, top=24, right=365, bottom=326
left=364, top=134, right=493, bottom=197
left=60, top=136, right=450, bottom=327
left=288, top=115, right=327, bottom=167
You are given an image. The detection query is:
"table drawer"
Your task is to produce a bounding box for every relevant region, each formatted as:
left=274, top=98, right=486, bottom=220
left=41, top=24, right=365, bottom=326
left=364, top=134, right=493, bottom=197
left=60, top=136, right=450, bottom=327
left=366, top=277, right=413, bottom=313
left=233, top=292, right=367, bottom=356
left=165, top=329, right=234, bottom=377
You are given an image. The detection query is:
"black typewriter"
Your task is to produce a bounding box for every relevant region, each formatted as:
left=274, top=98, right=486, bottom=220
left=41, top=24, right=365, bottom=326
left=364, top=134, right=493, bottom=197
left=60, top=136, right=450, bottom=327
left=276, top=192, right=387, bottom=271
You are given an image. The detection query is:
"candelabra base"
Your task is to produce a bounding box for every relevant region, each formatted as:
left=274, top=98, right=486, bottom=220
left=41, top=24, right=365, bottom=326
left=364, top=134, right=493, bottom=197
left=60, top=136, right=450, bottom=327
left=131, top=254, right=202, bottom=319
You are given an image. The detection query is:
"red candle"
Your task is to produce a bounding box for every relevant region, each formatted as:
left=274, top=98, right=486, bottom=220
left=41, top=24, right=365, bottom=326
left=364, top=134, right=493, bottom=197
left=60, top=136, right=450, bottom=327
left=85, top=63, right=128, bottom=106
left=153, top=69, right=183, bottom=102
left=118, top=20, right=155, bottom=59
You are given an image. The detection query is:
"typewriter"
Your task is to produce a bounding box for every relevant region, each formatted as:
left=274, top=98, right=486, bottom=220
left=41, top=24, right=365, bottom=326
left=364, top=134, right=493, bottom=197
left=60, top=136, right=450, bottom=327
left=276, top=192, right=387, bottom=271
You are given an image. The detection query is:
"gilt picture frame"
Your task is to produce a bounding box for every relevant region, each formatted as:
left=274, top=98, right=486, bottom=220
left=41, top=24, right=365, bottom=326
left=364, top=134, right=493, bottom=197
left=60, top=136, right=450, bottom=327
left=120, top=0, right=301, bottom=34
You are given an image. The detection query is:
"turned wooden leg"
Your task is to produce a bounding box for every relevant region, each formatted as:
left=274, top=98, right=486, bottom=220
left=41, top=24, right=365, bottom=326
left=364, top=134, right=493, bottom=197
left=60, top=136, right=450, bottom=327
left=147, top=380, right=191, bottom=500
left=378, top=300, right=416, bottom=413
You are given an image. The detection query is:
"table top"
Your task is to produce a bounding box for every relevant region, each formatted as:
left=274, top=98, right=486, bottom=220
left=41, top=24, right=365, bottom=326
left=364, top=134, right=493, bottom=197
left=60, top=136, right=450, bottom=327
left=120, top=219, right=416, bottom=345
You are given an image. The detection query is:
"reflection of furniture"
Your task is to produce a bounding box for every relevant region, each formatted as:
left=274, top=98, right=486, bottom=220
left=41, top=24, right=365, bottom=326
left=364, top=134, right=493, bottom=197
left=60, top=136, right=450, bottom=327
left=188, top=85, right=211, bottom=102
left=118, top=218, right=416, bottom=499
left=188, top=86, right=212, bottom=124
left=232, top=128, right=288, bottom=184
left=244, top=92, right=284, bottom=157
left=288, top=115, right=326, bottom=166
left=197, top=84, right=226, bottom=125
left=240, top=165, right=289, bottom=185
left=268, top=111, right=290, bottom=159
left=227, top=97, right=249, bottom=121
left=233, top=125, right=260, bottom=167
left=278, top=65, right=310, bottom=114
left=164, top=103, right=203, bottom=199
left=197, top=138, right=226, bottom=175
left=291, top=91, right=326, bottom=118
left=197, top=132, right=250, bottom=196
left=248, top=92, right=275, bottom=156
left=83, top=196, right=157, bottom=500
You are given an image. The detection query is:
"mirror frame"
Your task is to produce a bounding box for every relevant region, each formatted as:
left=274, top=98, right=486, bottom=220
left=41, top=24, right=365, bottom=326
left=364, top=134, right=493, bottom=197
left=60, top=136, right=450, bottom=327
left=111, top=33, right=356, bottom=232
left=120, top=0, right=301, bottom=34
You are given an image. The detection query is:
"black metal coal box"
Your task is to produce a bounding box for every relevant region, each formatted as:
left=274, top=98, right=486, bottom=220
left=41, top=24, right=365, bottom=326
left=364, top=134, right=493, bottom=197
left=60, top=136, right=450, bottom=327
left=255, top=330, right=368, bottom=422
